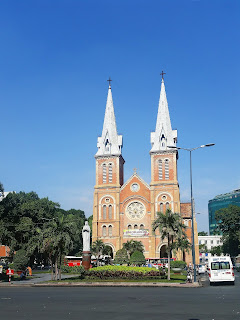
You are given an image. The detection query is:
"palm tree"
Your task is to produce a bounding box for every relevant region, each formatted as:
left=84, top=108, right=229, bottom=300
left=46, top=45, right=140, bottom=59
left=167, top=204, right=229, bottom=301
left=41, top=214, right=76, bottom=280
left=92, top=240, right=105, bottom=266
left=123, top=240, right=144, bottom=260
left=152, top=209, right=187, bottom=280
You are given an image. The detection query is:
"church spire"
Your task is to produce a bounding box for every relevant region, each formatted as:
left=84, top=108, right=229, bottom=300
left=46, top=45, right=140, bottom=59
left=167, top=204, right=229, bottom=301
left=150, top=77, right=177, bottom=153
left=95, top=81, right=123, bottom=157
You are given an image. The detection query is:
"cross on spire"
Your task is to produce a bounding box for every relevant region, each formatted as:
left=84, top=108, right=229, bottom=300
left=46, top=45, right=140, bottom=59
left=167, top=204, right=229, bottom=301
left=160, top=71, right=166, bottom=80
left=107, top=77, right=112, bottom=87
left=133, top=168, right=137, bottom=174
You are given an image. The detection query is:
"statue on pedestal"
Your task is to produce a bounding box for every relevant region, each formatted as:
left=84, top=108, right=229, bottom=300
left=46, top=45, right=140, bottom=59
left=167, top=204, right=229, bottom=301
left=82, top=221, right=91, bottom=252
left=82, top=221, right=91, bottom=270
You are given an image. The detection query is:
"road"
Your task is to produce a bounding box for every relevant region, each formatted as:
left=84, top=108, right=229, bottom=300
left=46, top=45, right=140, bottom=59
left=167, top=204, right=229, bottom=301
left=0, top=272, right=239, bottom=320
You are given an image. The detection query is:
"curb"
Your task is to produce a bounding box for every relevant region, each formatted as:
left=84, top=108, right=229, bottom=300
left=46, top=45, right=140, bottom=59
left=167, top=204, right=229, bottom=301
left=0, top=281, right=201, bottom=288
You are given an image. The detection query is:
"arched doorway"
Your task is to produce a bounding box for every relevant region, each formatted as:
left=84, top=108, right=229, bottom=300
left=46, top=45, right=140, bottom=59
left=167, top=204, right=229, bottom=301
left=160, top=245, right=172, bottom=259
left=104, top=243, right=114, bottom=259
left=160, top=245, right=168, bottom=258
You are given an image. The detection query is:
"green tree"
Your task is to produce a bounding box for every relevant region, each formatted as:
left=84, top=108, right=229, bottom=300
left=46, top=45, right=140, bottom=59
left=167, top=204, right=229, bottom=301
left=215, top=205, right=240, bottom=256
left=199, top=244, right=207, bottom=253
left=92, top=240, right=105, bottom=266
left=12, top=249, right=29, bottom=270
left=152, top=209, right=187, bottom=280
left=123, top=240, right=144, bottom=260
left=210, top=245, right=223, bottom=256
left=130, top=250, right=146, bottom=266
left=198, top=231, right=208, bottom=236
left=0, top=191, right=60, bottom=262
left=41, top=213, right=77, bottom=280
left=114, top=248, right=129, bottom=265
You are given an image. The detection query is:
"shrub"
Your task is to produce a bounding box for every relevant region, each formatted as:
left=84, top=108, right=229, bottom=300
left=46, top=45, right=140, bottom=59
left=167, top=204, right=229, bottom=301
left=61, top=265, right=85, bottom=277
left=114, top=248, right=129, bottom=265
left=130, top=251, right=145, bottom=266
left=170, top=260, right=186, bottom=269
left=12, top=249, right=29, bottom=270
left=87, top=265, right=166, bottom=280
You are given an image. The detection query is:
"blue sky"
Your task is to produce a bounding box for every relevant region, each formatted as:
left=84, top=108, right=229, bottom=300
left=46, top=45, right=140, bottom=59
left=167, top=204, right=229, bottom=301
left=0, top=0, right=239, bottom=232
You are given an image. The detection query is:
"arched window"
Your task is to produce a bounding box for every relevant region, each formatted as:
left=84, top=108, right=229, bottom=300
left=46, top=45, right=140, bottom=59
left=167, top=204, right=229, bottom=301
left=128, top=224, right=132, bottom=230
left=158, top=160, right=163, bottom=180
left=108, top=225, right=112, bottom=236
left=102, top=164, right=107, bottom=183
left=108, top=163, right=112, bottom=183
left=103, top=205, right=107, bottom=219
left=165, top=159, right=169, bottom=180
left=166, top=202, right=170, bottom=210
left=160, top=203, right=163, bottom=212
left=102, top=225, right=107, bottom=237
left=134, top=224, right=138, bottom=230
left=140, top=224, right=144, bottom=230
left=108, top=205, right=112, bottom=219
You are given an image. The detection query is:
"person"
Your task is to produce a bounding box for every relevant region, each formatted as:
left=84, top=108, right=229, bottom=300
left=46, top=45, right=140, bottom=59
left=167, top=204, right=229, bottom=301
left=26, top=266, right=32, bottom=276
left=20, top=270, right=26, bottom=280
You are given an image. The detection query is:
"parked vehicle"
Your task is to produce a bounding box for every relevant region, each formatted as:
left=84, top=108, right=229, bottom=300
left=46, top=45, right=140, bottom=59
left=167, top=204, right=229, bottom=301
left=207, top=255, right=235, bottom=285
left=198, top=264, right=207, bottom=274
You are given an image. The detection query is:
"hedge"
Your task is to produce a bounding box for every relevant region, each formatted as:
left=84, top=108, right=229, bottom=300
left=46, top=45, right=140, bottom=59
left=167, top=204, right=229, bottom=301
left=87, top=265, right=166, bottom=280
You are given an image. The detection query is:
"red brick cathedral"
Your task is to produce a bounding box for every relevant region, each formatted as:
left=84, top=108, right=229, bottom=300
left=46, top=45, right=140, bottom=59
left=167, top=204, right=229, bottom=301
left=92, top=78, right=199, bottom=264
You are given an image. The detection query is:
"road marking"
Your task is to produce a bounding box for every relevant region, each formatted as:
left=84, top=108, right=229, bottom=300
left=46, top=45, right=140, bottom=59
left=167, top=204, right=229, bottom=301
left=1, top=298, right=11, bottom=300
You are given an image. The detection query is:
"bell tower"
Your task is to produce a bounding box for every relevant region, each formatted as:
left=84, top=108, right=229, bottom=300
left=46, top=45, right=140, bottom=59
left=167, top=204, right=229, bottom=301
left=149, top=75, right=181, bottom=257
left=92, top=81, right=124, bottom=255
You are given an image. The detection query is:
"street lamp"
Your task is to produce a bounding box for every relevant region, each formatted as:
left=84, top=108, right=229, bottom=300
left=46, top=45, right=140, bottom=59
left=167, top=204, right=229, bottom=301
left=168, top=143, right=215, bottom=282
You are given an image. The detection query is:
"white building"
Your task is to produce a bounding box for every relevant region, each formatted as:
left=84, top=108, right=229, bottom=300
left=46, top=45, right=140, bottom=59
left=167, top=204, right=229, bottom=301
left=0, top=191, right=14, bottom=202
left=198, top=235, right=222, bottom=251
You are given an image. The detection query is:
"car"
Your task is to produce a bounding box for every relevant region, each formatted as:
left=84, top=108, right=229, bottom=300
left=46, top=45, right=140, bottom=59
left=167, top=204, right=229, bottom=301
left=198, top=264, right=206, bottom=274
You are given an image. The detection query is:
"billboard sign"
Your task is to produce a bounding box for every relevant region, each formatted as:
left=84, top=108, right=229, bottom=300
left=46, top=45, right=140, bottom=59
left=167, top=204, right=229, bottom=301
left=123, top=229, right=149, bottom=237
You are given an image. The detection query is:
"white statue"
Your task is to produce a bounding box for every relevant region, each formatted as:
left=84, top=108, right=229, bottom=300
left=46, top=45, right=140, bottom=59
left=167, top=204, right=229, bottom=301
left=82, top=221, right=91, bottom=252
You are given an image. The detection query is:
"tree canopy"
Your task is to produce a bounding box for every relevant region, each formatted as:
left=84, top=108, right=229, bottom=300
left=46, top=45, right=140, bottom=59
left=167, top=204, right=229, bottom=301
left=215, top=205, right=240, bottom=256
left=198, top=231, right=208, bottom=236
left=0, top=191, right=86, bottom=278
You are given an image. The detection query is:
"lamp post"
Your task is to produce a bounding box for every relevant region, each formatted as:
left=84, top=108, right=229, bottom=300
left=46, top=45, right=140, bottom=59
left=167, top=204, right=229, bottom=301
left=168, top=143, right=215, bottom=282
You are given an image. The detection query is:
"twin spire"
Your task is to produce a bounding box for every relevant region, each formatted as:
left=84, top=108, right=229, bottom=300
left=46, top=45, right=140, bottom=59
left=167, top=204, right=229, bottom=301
left=96, top=76, right=177, bottom=157
left=150, top=78, right=177, bottom=152
left=95, top=81, right=123, bottom=157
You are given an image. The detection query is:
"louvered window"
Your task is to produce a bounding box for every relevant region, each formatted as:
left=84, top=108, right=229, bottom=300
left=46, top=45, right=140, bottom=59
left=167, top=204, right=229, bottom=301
left=109, top=225, right=112, bottom=237
left=165, top=159, right=169, bottom=180
left=108, top=205, right=112, bottom=219
left=158, top=160, right=163, bottom=180
left=108, top=163, right=112, bottom=183
left=103, top=205, right=107, bottom=219
left=160, top=203, right=163, bottom=212
left=102, top=226, right=107, bottom=237
left=103, top=164, right=107, bottom=183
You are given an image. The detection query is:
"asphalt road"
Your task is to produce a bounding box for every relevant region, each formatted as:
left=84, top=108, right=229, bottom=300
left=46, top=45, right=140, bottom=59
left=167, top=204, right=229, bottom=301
left=0, top=272, right=239, bottom=320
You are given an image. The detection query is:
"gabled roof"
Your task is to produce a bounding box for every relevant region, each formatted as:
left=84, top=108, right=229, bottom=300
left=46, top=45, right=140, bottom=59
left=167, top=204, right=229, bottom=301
left=121, top=172, right=150, bottom=191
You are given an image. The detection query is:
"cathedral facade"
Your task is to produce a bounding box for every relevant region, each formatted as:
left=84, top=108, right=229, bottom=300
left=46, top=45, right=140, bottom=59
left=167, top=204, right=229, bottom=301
left=92, top=78, right=199, bottom=264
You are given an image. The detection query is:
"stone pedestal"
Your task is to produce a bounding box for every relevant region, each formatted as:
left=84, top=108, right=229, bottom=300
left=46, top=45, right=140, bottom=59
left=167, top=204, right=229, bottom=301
left=82, top=251, right=91, bottom=270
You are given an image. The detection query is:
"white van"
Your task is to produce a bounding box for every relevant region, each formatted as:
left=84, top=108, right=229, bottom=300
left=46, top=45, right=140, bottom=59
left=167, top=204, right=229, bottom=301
left=208, top=255, right=235, bottom=285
